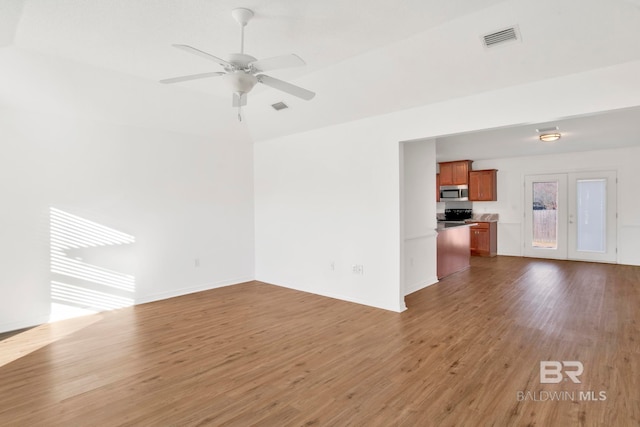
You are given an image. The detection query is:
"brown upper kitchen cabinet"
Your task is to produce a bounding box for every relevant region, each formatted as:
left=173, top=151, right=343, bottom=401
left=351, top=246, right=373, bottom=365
left=438, top=160, right=473, bottom=186
left=436, top=174, right=440, bottom=202
left=469, top=169, right=498, bottom=201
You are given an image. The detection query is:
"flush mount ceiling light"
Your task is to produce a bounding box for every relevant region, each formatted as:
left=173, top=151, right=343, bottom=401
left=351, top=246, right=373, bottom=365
left=539, top=133, right=561, bottom=142
left=536, top=126, right=561, bottom=143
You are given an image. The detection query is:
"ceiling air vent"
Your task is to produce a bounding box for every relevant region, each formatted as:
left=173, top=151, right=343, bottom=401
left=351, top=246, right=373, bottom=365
left=271, top=101, right=288, bottom=111
left=482, top=26, right=520, bottom=48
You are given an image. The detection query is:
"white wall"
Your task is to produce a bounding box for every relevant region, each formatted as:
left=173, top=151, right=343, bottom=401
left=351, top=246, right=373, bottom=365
left=472, top=146, right=640, bottom=265
left=0, top=1, right=23, bottom=47
left=4, top=48, right=640, bottom=330
left=253, top=122, right=405, bottom=312
left=402, top=140, right=438, bottom=295
left=0, top=52, right=255, bottom=333
left=254, top=59, right=640, bottom=313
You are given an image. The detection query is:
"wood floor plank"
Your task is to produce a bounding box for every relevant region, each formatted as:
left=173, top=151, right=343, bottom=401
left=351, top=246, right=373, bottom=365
left=0, top=257, right=638, bottom=426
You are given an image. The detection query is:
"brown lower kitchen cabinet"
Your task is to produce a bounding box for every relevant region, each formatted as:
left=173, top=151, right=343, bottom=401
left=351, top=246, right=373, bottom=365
left=469, top=221, right=497, bottom=257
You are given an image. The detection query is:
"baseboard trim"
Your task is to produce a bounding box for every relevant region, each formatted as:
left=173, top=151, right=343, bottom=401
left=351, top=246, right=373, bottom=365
left=0, top=277, right=256, bottom=334
left=404, top=276, right=439, bottom=296
left=136, top=276, right=255, bottom=305
left=0, top=315, right=51, bottom=335
left=258, top=280, right=405, bottom=313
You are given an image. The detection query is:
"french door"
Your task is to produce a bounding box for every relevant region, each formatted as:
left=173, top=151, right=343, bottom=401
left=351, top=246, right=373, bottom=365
left=524, top=174, right=568, bottom=259
left=524, top=171, right=617, bottom=263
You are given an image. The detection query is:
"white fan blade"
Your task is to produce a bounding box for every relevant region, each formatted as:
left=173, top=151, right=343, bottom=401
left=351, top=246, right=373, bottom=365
left=256, top=74, right=315, bottom=100
left=250, top=54, right=305, bottom=72
left=160, top=71, right=225, bottom=84
left=232, top=92, right=247, bottom=107
left=172, top=44, right=234, bottom=69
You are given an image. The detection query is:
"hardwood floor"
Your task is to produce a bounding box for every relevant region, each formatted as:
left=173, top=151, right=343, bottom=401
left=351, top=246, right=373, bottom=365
left=0, top=257, right=638, bottom=426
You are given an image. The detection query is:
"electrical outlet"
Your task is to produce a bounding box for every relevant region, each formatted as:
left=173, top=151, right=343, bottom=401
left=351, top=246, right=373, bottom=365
left=352, top=264, right=364, bottom=275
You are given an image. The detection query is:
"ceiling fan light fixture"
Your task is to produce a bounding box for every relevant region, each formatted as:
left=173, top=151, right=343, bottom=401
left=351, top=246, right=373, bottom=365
left=539, top=133, right=561, bottom=143
left=223, top=71, right=258, bottom=94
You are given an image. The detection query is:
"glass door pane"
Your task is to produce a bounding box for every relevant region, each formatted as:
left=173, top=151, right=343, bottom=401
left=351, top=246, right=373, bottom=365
left=576, top=179, right=606, bottom=253
left=524, top=174, right=568, bottom=260
left=568, top=171, right=616, bottom=263
left=532, top=182, right=558, bottom=249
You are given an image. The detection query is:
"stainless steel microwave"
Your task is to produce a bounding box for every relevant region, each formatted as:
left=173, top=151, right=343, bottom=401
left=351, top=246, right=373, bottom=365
left=439, top=185, right=469, bottom=201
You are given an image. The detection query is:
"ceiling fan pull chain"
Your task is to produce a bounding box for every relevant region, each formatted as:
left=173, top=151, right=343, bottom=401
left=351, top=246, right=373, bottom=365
left=238, top=105, right=242, bottom=122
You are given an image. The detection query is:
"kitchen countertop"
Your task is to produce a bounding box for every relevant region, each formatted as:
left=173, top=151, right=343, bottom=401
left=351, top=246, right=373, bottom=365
left=436, top=221, right=477, bottom=231
left=470, top=213, right=499, bottom=222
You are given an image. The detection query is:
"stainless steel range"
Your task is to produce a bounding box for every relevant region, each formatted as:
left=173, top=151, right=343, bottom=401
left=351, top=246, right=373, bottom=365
left=443, top=208, right=473, bottom=222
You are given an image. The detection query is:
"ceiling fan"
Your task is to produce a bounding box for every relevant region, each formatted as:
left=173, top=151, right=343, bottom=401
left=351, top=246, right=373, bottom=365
left=160, top=8, right=315, bottom=121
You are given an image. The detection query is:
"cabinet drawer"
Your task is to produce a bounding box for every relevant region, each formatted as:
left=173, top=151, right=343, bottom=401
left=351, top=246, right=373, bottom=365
left=470, top=222, right=490, bottom=229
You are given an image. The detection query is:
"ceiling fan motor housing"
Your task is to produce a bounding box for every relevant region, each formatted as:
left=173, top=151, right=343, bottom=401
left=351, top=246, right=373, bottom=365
left=228, top=53, right=257, bottom=70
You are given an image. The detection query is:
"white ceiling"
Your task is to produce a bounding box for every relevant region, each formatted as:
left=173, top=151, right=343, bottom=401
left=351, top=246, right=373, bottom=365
left=4, top=0, right=640, bottom=151
left=12, top=0, right=505, bottom=85
left=436, top=106, right=640, bottom=162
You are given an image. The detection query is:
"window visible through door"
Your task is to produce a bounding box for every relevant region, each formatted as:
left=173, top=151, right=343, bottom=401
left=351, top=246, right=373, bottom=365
left=532, top=181, right=558, bottom=249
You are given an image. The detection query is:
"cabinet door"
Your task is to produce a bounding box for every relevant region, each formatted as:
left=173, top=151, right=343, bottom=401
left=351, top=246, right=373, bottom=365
left=470, top=228, right=490, bottom=255
left=439, top=163, right=453, bottom=185
left=469, top=171, right=482, bottom=200
left=469, top=170, right=497, bottom=201
left=470, top=222, right=497, bottom=256
left=436, top=174, right=440, bottom=202
left=452, top=162, right=470, bottom=185
left=476, top=228, right=490, bottom=253
left=439, top=161, right=472, bottom=186
left=470, top=227, right=478, bottom=252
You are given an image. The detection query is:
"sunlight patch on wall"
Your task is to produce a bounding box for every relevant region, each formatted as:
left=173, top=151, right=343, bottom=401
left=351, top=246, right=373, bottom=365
left=49, top=207, right=136, bottom=322
left=51, top=281, right=134, bottom=311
